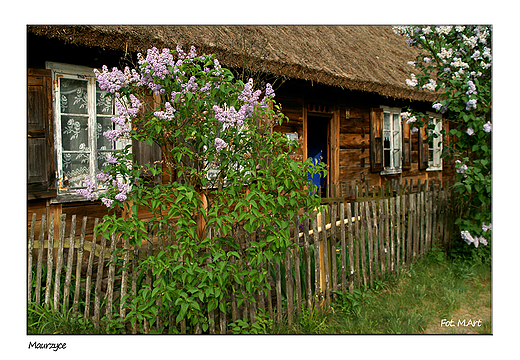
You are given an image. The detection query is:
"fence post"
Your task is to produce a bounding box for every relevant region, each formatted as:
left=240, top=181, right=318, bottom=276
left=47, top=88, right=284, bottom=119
left=28, top=213, right=37, bottom=304
left=312, top=210, right=321, bottom=302
left=53, top=214, right=67, bottom=311
left=44, top=213, right=55, bottom=308
left=72, top=216, right=87, bottom=314
left=302, top=212, right=313, bottom=311
left=63, top=215, right=77, bottom=313
left=35, top=214, right=46, bottom=306
left=340, top=203, right=348, bottom=292
left=365, top=201, right=374, bottom=288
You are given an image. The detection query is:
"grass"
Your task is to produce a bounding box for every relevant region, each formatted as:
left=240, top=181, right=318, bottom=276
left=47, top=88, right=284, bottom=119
left=273, top=247, right=491, bottom=335
left=28, top=301, right=99, bottom=335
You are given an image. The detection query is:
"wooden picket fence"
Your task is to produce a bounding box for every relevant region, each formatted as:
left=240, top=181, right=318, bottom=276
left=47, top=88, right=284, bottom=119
left=27, top=180, right=456, bottom=334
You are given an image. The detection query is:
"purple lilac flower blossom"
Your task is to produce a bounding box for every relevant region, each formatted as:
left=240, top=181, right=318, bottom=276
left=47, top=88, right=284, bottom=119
left=432, top=103, right=443, bottom=111
left=154, top=102, right=176, bottom=121
left=96, top=172, right=111, bottom=181
left=94, top=65, right=141, bottom=95
left=76, top=176, right=96, bottom=200
left=101, top=197, right=114, bottom=208
left=188, top=46, right=197, bottom=59
left=483, top=121, right=492, bottom=133
left=107, top=155, right=118, bottom=164
left=215, top=138, right=227, bottom=152
left=466, top=127, right=475, bottom=136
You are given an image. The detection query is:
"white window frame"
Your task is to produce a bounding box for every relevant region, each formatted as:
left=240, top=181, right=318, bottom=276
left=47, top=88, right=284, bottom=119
left=46, top=62, right=130, bottom=203
left=380, top=106, right=402, bottom=175
left=426, top=112, right=443, bottom=171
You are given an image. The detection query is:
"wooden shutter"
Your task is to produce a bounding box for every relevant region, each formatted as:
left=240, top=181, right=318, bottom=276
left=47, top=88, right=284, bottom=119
left=402, top=119, right=412, bottom=170
left=369, top=108, right=384, bottom=172
left=418, top=121, right=429, bottom=170
left=28, top=69, right=57, bottom=199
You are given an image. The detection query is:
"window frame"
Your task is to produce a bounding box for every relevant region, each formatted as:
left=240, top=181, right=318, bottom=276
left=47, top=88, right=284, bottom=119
left=379, top=106, right=402, bottom=175
left=426, top=111, right=443, bottom=171
left=46, top=62, right=130, bottom=203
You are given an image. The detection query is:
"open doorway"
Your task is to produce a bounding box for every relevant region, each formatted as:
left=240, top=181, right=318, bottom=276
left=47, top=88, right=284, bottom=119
left=307, top=114, right=331, bottom=196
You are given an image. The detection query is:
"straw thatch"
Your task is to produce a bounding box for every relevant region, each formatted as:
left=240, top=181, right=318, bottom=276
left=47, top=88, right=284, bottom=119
left=28, top=25, right=438, bottom=102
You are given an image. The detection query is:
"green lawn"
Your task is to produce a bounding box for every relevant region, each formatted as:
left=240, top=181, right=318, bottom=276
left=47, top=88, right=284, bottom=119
left=273, top=247, right=491, bottom=335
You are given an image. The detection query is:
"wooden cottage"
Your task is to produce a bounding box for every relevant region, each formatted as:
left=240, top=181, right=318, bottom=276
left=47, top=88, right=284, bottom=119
left=27, top=25, right=454, bottom=226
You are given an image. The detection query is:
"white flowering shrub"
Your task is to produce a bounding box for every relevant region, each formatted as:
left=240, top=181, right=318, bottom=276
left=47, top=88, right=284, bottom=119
left=393, top=26, right=491, bottom=260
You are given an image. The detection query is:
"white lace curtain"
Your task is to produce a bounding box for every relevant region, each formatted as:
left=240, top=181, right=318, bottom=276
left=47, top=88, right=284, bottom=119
left=59, top=78, right=115, bottom=188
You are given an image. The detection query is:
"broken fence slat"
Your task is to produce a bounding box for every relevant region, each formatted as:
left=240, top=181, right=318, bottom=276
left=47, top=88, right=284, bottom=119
left=298, top=216, right=361, bottom=239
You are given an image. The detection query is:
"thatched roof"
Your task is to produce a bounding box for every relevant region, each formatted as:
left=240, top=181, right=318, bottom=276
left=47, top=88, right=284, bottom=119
left=28, top=25, right=438, bottom=102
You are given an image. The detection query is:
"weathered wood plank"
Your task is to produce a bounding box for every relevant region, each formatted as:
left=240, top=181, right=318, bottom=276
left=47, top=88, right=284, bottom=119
left=131, top=243, right=139, bottom=334
left=371, top=200, right=380, bottom=280
left=330, top=203, right=338, bottom=297
left=346, top=202, right=355, bottom=293
left=293, top=216, right=302, bottom=317
left=73, top=216, right=87, bottom=313
left=28, top=213, right=37, bottom=303
left=321, top=208, right=331, bottom=307
left=406, top=195, right=413, bottom=266
left=266, top=261, right=274, bottom=319
left=395, top=197, right=401, bottom=274
left=359, top=202, right=368, bottom=287
left=105, top=233, right=117, bottom=324
left=353, top=202, right=361, bottom=288
left=340, top=203, right=347, bottom=292
left=364, top=201, right=374, bottom=288
left=425, top=190, right=432, bottom=253
left=84, top=218, right=99, bottom=321
left=143, top=224, right=154, bottom=334
left=417, top=191, right=425, bottom=257
left=93, top=231, right=107, bottom=330
left=400, top=195, right=407, bottom=267
left=383, top=199, right=391, bottom=274
left=44, top=213, right=55, bottom=307
left=431, top=181, right=438, bottom=248
left=302, top=213, right=313, bottom=310
left=120, top=236, right=130, bottom=333
left=413, top=194, right=419, bottom=261
left=35, top=213, right=46, bottom=305
left=63, top=215, right=76, bottom=313
left=53, top=214, right=67, bottom=311
left=389, top=198, right=395, bottom=273
left=275, top=260, right=283, bottom=323
left=312, top=210, right=321, bottom=300
left=285, top=247, right=294, bottom=325
left=378, top=200, right=385, bottom=277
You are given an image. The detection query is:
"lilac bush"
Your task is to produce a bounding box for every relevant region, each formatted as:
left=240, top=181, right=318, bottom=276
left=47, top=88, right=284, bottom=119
left=77, top=45, right=324, bottom=333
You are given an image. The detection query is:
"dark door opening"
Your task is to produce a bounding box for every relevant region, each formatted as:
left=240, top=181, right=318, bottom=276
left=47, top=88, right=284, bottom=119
left=307, top=115, right=331, bottom=196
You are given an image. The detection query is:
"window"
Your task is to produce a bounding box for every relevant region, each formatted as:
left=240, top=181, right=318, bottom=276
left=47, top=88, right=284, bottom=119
left=46, top=62, right=129, bottom=201
left=381, top=106, right=402, bottom=174
left=426, top=112, right=443, bottom=171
